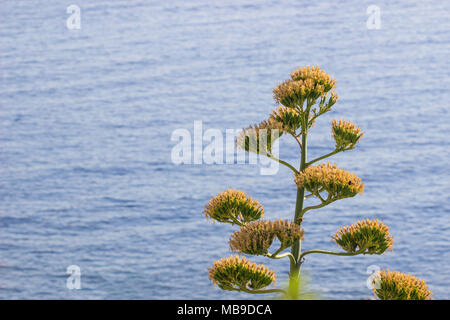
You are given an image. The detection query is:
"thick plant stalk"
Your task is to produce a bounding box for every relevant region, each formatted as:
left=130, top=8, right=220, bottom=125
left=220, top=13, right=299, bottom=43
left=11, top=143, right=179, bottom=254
left=289, top=119, right=307, bottom=295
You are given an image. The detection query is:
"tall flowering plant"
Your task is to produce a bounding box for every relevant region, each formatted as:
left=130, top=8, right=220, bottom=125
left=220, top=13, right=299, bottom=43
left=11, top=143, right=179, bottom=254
left=205, top=66, right=432, bottom=300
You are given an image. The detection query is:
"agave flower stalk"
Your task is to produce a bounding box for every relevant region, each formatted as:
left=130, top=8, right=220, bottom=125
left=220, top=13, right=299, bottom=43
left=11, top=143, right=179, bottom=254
left=204, top=66, right=432, bottom=299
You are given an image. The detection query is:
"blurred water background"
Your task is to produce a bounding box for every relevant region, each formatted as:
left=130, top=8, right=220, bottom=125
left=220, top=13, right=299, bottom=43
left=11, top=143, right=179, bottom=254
left=1, top=0, right=449, bottom=299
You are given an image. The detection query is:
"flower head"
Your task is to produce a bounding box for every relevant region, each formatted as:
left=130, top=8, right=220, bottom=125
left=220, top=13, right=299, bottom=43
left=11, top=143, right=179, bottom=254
left=208, top=255, right=276, bottom=291
left=270, top=106, right=303, bottom=134
left=236, top=118, right=283, bottom=155
left=294, top=163, right=364, bottom=199
left=204, top=189, right=264, bottom=225
left=230, top=219, right=304, bottom=255
left=290, top=65, right=336, bottom=92
left=273, top=79, right=325, bottom=107
left=273, top=66, right=336, bottom=108
left=332, top=119, right=364, bottom=151
left=332, top=218, right=393, bottom=254
left=273, top=80, right=307, bottom=107
left=372, top=270, right=432, bottom=300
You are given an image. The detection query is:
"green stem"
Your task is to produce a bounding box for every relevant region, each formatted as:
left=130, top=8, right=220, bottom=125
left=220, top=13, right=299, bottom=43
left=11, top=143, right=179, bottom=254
left=267, top=154, right=298, bottom=174
left=231, top=286, right=288, bottom=295
left=305, top=148, right=339, bottom=167
left=299, top=245, right=369, bottom=260
left=265, top=252, right=296, bottom=265
left=305, top=187, right=325, bottom=199
left=316, top=191, right=326, bottom=202
left=289, top=132, right=303, bottom=151
left=300, top=199, right=333, bottom=216
left=289, top=124, right=308, bottom=294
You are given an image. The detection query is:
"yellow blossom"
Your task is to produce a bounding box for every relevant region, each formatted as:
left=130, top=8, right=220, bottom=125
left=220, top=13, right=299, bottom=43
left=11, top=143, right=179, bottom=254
left=332, top=218, right=393, bottom=254
left=372, top=270, right=433, bottom=300
left=236, top=118, right=283, bottom=155
left=273, top=65, right=337, bottom=115
left=290, top=65, right=336, bottom=92
left=294, top=162, right=364, bottom=199
left=208, top=255, right=276, bottom=291
left=270, top=106, right=303, bottom=134
left=332, top=119, right=364, bottom=150
left=230, top=219, right=304, bottom=255
left=204, top=189, right=264, bottom=225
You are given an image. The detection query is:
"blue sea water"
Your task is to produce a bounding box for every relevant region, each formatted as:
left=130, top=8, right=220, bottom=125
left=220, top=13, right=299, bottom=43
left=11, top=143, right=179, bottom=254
left=0, top=0, right=449, bottom=299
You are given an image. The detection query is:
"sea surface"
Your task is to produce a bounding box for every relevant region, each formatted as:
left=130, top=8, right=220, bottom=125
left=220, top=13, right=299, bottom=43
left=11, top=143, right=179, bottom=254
left=1, top=0, right=449, bottom=299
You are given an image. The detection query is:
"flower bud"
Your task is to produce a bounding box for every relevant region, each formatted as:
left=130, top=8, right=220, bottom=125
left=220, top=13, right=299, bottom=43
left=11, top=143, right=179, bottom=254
left=208, top=255, right=276, bottom=290
left=328, top=91, right=339, bottom=107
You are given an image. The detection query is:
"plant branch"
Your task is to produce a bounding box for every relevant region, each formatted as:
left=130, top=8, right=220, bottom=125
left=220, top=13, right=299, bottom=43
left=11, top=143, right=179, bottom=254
left=305, top=148, right=340, bottom=167
left=305, top=187, right=325, bottom=199
left=315, top=191, right=325, bottom=202
left=299, top=245, right=369, bottom=260
left=230, top=285, right=287, bottom=295
left=289, top=132, right=303, bottom=151
left=265, top=252, right=296, bottom=265
left=267, top=154, right=298, bottom=173
left=300, top=198, right=333, bottom=217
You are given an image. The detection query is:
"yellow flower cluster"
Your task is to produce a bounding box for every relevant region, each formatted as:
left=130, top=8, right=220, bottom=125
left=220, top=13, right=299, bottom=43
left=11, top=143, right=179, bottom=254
left=294, top=163, right=364, bottom=199
left=270, top=106, right=303, bottom=134
left=204, top=189, right=264, bottom=225
left=290, top=65, right=336, bottom=92
left=208, top=255, right=276, bottom=291
left=332, top=119, right=364, bottom=151
left=372, top=270, right=433, bottom=300
left=236, top=118, right=283, bottom=155
left=273, top=79, right=322, bottom=107
left=332, top=219, right=394, bottom=254
left=230, top=219, right=304, bottom=255
left=273, top=66, right=337, bottom=107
